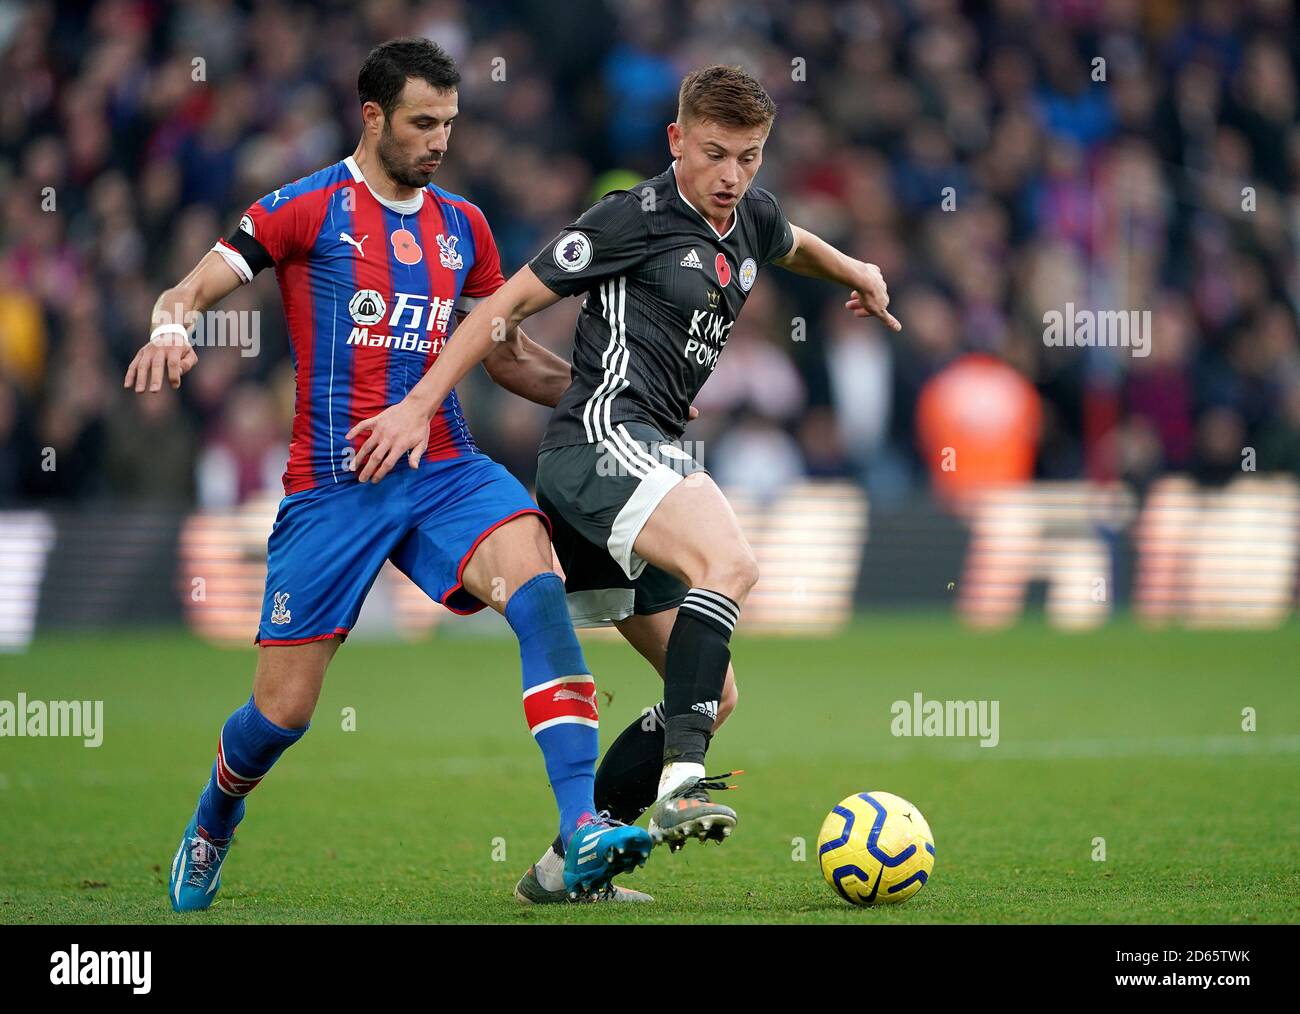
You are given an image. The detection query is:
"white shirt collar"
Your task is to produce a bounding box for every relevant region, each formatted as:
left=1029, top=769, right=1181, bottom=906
left=670, top=161, right=737, bottom=241
left=345, top=155, right=425, bottom=215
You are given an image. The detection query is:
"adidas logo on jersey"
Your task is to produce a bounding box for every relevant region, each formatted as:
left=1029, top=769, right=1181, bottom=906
left=691, top=700, right=719, bottom=721
left=680, top=248, right=703, bottom=269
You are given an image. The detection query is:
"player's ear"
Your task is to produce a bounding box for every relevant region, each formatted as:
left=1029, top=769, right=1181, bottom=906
left=667, top=121, right=684, bottom=158
left=361, top=100, right=386, bottom=137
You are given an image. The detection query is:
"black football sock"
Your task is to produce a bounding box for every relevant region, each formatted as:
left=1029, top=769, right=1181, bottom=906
left=663, top=589, right=738, bottom=766
left=593, top=703, right=667, bottom=824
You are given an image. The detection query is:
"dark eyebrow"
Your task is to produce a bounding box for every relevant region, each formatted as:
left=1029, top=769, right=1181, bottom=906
left=704, top=141, right=759, bottom=156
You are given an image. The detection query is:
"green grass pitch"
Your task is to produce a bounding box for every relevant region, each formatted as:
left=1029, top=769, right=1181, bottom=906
left=2, top=617, right=1297, bottom=924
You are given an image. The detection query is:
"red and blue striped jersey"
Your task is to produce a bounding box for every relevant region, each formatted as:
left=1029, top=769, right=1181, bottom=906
left=213, top=156, right=504, bottom=495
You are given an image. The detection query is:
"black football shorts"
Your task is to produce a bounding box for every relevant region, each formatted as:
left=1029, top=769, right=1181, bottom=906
left=535, top=422, right=706, bottom=627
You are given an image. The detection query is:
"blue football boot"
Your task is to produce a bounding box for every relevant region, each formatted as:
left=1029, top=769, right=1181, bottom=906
left=168, top=812, right=233, bottom=912
left=562, top=813, right=654, bottom=899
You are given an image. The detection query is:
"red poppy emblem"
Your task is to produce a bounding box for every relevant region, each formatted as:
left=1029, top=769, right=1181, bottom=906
left=392, top=229, right=423, bottom=265
left=715, top=252, right=731, bottom=287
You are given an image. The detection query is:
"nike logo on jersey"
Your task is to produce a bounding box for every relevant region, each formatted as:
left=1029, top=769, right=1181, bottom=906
left=339, top=231, right=368, bottom=257
left=680, top=248, right=703, bottom=269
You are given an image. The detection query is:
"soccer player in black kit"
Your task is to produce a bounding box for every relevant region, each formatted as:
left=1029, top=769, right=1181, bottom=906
left=348, top=65, right=901, bottom=902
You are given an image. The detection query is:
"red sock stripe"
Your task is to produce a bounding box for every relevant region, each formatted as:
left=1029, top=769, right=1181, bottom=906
left=215, top=734, right=264, bottom=797
left=522, top=676, right=599, bottom=736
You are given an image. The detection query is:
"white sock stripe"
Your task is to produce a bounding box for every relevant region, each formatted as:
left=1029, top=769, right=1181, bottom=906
left=690, top=587, right=740, bottom=610
left=683, top=590, right=736, bottom=617
left=687, top=589, right=741, bottom=623
left=529, top=715, right=600, bottom=735
left=680, top=598, right=737, bottom=633
left=217, top=732, right=259, bottom=784
left=685, top=594, right=740, bottom=629
left=521, top=674, right=595, bottom=699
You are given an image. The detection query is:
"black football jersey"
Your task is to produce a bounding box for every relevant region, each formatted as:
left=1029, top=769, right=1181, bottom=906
left=529, top=165, right=794, bottom=450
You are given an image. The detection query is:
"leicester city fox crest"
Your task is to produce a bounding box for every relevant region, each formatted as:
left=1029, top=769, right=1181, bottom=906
left=437, top=233, right=463, bottom=270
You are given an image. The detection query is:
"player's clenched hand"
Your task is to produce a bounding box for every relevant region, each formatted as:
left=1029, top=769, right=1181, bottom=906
left=346, top=399, right=431, bottom=483
left=123, top=336, right=199, bottom=392
left=844, top=263, right=901, bottom=332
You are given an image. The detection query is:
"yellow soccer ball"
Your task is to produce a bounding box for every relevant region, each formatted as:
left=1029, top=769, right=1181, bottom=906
left=817, top=791, right=935, bottom=906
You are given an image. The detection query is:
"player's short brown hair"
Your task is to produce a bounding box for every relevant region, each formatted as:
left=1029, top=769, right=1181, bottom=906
left=676, top=65, right=776, bottom=131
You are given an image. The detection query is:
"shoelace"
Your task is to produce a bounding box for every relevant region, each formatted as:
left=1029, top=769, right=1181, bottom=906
left=185, top=837, right=221, bottom=887
left=582, top=809, right=628, bottom=830
left=572, top=811, right=648, bottom=901
left=685, top=769, right=745, bottom=798
left=584, top=884, right=620, bottom=903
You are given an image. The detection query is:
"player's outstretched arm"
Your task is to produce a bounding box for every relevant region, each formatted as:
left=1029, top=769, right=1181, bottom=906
left=774, top=225, right=902, bottom=332
left=124, top=251, right=243, bottom=393
left=347, top=264, right=562, bottom=482
left=481, top=325, right=572, bottom=409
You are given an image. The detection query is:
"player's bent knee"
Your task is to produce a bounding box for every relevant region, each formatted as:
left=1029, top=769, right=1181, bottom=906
left=700, top=548, right=760, bottom=600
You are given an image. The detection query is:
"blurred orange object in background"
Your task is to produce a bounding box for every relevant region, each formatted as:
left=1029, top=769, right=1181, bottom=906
left=917, top=354, right=1043, bottom=496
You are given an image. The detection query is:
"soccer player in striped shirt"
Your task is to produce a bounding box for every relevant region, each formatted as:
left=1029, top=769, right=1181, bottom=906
left=125, top=38, right=653, bottom=911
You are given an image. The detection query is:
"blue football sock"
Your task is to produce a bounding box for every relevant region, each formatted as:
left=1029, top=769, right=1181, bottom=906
left=195, top=694, right=308, bottom=841
left=506, top=571, right=598, bottom=844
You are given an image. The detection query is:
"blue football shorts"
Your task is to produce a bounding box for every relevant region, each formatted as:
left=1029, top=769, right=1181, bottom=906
left=255, top=453, right=548, bottom=645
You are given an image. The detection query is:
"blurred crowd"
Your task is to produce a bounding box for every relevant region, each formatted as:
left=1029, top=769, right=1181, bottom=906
left=1, top=0, right=1298, bottom=508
